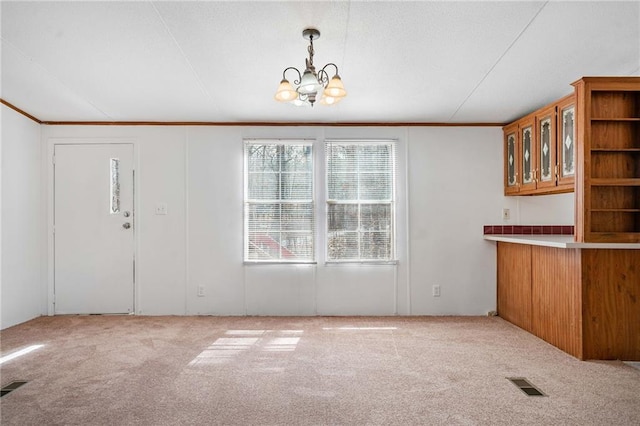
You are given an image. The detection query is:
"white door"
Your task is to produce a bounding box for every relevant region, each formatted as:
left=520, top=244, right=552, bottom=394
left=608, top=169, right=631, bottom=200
left=54, top=144, right=134, bottom=314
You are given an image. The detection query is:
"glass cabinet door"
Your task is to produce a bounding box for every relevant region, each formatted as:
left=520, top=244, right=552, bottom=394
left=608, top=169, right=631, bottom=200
left=520, top=121, right=536, bottom=191
left=504, top=123, right=519, bottom=194
left=522, top=126, right=533, bottom=184
left=536, top=105, right=557, bottom=189
left=561, top=105, right=575, bottom=178
left=507, top=132, right=517, bottom=187
left=556, top=94, right=575, bottom=188
left=539, top=118, right=552, bottom=182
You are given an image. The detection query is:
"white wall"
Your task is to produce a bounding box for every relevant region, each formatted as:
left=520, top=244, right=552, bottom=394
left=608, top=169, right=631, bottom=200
left=1, top=105, right=45, bottom=329
left=408, top=127, right=505, bottom=314
left=516, top=192, right=574, bottom=225
left=12, top=123, right=573, bottom=322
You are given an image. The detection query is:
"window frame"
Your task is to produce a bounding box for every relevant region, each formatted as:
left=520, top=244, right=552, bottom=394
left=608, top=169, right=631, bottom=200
left=243, top=139, right=316, bottom=264
left=324, top=139, right=397, bottom=264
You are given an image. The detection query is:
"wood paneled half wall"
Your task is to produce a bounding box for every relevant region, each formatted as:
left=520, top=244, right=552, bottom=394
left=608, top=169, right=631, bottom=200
left=497, top=242, right=640, bottom=360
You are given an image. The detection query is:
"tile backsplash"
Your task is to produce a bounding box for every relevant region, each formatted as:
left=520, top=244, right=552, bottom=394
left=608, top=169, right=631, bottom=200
left=483, top=225, right=574, bottom=235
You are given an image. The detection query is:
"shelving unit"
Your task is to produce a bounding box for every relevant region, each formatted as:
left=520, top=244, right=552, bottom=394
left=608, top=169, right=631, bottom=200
left=574, top=77, right=640, bottom=243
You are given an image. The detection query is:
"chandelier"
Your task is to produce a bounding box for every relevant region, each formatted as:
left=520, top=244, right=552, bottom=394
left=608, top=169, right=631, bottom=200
left=274, top=28, right=347, bottom=107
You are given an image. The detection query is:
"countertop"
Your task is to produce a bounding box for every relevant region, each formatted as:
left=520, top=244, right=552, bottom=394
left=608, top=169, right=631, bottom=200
left=483, top=234, right=640, bottom=249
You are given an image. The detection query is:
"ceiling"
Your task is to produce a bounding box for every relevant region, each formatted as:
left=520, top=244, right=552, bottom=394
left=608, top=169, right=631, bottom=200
left=1, top=1, right=638, bottom=124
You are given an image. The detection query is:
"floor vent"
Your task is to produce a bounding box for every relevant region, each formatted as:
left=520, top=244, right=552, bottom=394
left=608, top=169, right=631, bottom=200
left=1, top=381, right=28, bottom=397
left=507, top=377, right=546, bottom=396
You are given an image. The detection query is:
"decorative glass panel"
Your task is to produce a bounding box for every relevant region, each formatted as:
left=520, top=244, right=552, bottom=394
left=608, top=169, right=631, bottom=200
left=522, top=127, right=533, bottom=184
left=539, top=117, right=552, bottom=182
left=110, top=158, right=120, bottom=214
left=507, top=133, right=516, bottom=186
left=562, top=106, right=575, bottom=177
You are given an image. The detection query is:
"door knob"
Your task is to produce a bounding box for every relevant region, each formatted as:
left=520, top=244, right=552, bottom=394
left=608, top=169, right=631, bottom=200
left=122, top=222, right=131, bottom=229
left=123, top=211, right=131, bottom=218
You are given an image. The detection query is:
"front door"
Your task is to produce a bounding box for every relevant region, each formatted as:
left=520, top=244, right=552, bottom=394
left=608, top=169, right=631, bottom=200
left=54, top=144, right=134, bottom=314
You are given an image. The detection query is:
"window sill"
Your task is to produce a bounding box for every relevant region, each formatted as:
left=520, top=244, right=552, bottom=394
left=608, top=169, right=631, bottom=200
left=243, top=261, right=318, bottom=266
left=324, top=260, right=398, bottom=266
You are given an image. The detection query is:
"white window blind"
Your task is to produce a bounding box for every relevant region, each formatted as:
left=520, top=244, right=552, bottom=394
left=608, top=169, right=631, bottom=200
left=244, top=141, right=314, bottom=262
left=325, top=141, right=396, bottom=261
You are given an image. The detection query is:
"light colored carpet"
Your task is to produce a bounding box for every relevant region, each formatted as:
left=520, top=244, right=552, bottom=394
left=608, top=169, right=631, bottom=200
left=1, top=316, right=639, bottom=425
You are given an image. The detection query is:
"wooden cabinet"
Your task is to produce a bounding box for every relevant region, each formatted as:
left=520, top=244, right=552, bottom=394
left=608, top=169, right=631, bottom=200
left=496, top=241, right=640, bottom=360
left=503, top=95, right=575, bottom=195
left=573, top=77, right=640, bottom=243
left=497, top=243, right=531, bottom=331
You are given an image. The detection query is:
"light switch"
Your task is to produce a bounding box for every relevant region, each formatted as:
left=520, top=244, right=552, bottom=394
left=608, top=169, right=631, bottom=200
left=155, top=203, right=168, bottom=215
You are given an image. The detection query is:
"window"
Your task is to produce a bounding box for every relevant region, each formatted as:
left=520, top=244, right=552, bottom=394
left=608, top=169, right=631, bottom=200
left=326, top=141, right=395, bottom=261
left=244, top=141, right=314, bottom=262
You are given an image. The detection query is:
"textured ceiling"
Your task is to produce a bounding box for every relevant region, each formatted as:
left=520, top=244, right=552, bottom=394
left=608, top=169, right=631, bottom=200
left=1, top=1, right=639, bottom=124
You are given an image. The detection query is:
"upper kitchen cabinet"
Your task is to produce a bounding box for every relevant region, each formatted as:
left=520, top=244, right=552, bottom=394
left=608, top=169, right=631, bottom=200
left=573, top=77, right=640, bottom=243
left=503, top=95, right=576, bottom=196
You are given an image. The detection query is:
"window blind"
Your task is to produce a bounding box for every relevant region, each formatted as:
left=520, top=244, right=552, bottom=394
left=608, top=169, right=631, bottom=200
left=325, top=141, right=396, bottom=261
left=244, top=141, right=314, bottom=262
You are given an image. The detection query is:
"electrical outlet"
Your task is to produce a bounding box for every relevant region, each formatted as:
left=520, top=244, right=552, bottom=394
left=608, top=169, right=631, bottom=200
left=432, top=285, right=441, bottom=297
left=502, top=208, right=511, bottom=221
left=197, top=285, right=205, bottom=297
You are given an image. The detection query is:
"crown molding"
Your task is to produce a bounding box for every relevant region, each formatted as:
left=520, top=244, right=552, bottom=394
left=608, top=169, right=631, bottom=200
left=1, top=99, right=504, bottom=127
left=1, top=99, right=42, bottom=124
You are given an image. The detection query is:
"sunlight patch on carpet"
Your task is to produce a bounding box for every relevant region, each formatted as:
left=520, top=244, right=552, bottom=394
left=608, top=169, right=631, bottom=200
left=0, top=345, right=44, bottom=365
left=189, top=330, right=303, bottom=366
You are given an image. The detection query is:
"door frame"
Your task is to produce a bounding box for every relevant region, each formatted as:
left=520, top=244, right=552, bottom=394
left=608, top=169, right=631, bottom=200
left=47, top=138, right=139, bottom=316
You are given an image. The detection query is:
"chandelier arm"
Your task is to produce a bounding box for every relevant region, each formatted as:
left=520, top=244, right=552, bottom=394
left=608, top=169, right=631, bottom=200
left=320, top=63, right=340, bottom=77
left=282, top=67, right=303, bottom=86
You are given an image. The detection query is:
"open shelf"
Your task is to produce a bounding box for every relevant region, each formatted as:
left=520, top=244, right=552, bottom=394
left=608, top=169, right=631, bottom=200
left=590, top=178, right=640, bottom=186
left=590, top=91, right=640, bottom=119
left=586, top=232, right=640, bottom=243
left=591, top=208, right=640, bottom=212
left=590, top=186, right=640, bottom=210
left=590, top=211, right=640, bottom=233
left=590, top=121, right=639, bottom=150
left=591, top=118, right=640, bottom=122
left=591, top=148, right=640, bottom=152
left=591, top=151, right=640, bottom=179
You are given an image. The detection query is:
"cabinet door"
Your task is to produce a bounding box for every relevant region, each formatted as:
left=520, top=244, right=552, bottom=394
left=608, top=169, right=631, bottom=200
left=504, top=123, right=519, bottom=194
left=497, top=242, right=532, bottom=332
left=519, top=116, right=537, bottom=192
left=557, top=95, right=576, bottom=187
left=536, top=106, right=557, bottom=190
